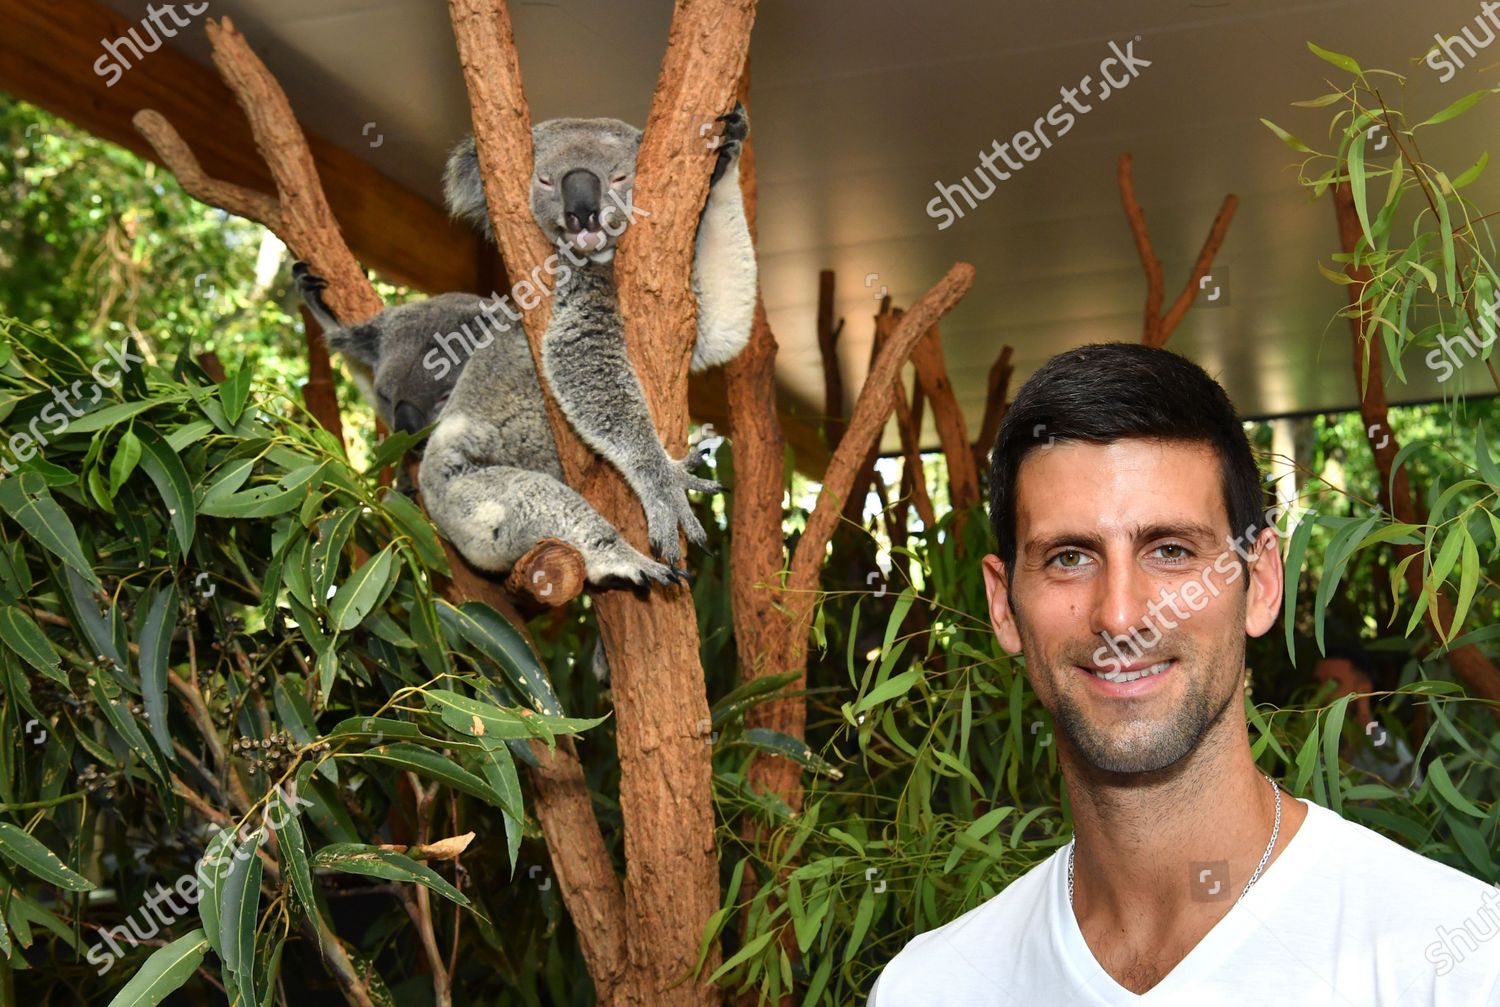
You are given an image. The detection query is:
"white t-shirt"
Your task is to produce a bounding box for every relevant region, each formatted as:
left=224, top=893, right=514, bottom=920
left=872, top=799, right=1500, bottom=1006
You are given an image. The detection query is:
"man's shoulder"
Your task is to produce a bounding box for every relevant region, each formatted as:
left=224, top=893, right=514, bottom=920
left=1302, top=798, right=1492, bottom=903
left=873, top=849, right=1062, bottom=1004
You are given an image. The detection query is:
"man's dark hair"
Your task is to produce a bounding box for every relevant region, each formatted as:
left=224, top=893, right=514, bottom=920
left=987, top=342, right=1266, bottom=580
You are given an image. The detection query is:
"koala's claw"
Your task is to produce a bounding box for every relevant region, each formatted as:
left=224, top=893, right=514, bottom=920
left=291, top=260, right=327, bottom=293
left=710, top=102, right=749, bottom=185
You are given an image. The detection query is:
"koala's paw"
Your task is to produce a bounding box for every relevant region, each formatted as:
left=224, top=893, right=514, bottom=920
left=643, top=490, right=705, bottom=566
left=587, top=541, right=689, bottom=592
left=291, top=260, right=326, bottom=295
left=710, top=102, right=750, bottom=185
left=675, top=437, right=724, bottom=495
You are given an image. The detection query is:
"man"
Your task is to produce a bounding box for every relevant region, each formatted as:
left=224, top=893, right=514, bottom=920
left=872, top=343, right=1500, bottom=1005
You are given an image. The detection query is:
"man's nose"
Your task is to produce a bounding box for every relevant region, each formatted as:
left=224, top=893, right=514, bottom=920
left=561, top=169, right=601, bottom=232
left=1090, top=556, right=1156, bottom=639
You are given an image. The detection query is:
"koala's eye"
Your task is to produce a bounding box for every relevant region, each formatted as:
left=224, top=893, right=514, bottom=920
left=610, top=173, right=628, bottom=187
left=537, top=174, right=554, bottom=189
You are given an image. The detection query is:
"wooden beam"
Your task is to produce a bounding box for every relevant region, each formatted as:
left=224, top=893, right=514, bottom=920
left=2, top=0, right=482, bottom=296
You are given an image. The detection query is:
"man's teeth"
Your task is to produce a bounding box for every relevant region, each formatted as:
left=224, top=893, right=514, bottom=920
left=1091, top=660, right=1171, bottom=683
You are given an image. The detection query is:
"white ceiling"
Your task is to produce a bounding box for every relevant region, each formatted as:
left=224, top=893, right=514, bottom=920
left=105, top=0, right=1500, bottom=450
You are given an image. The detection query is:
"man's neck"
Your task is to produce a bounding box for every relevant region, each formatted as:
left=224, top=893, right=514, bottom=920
left=1062, top=716, right=1307, bottom=944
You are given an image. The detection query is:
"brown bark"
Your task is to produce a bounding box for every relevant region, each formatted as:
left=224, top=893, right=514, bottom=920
left=1331, top=182, right=1500, bottom=715
left=973, top=344, right=1014, bottom=478
left=742, top=265, right=975, bottom=806
left=910, top=321, right=981, bottom=516
left=817, top=270, right=847, bottom=451
left=843, top=300, right=895, bottom=527
left=504, top=538, right=587, bottom=608
left=298, top=305, right=346, bottom=446
left=449, top=2, right=757, bottom=1002
left=893, top=375, right=938, bottom=529
left=1118, top=153, right=1238, bottom=348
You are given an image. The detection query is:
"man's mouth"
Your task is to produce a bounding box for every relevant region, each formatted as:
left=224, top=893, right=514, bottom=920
left=1087, top=659, right=1172, bottom=684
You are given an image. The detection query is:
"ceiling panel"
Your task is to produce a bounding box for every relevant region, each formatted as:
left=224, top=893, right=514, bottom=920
left=101, top=0, right=1500, bottom=450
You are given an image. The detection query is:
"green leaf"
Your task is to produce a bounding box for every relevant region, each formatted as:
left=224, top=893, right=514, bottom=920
left=1453, top=150, right=1490, bottom=189
left=1417, top=89, right=1491, bottom=127
left=0, top=605, right=64, bottom=684
left=706, top=930, right=774, bottom=985
left=734, top=728, right=844, bottom=780
left=1428, top=758, right=1485, bottom=818
left=1449, top=530, right=1480, bottom=641
left=424, top=689, right=604, bottom=744
left=64, top=396, right=187, bottom=434
left=475, top=742, right=524, bottom=872
left=0, top=822, right=93, bottom=891
left=0, top=474, right=99, bottom=589
left=311, top=506, right=362, bottom=606
left=104, top=928, right=209, bottom=1007
left=1260, top=118, right=1312, bottom=153
left=437, top=601, right=561, bottom=716
left=199, top=483, right=303, bottom=518
left=350, top=743, right=519, bottom=816
left=137, top=583, right=179, bottom=757
left=1322, top=694, right=1350, bottom=815
left=853, top=668, right=923, bottom=714
left=220, top=366, right=253, bottom=425
left=311, top=845, right=469, bottom=908
left=196, top=828, right=234, bottom=959
left=1307, top=41, right=1361, bottom=75
left=109, top=429, right=142, bottom=496
left=328, top=544, right=395, bottom=632
left=381, top=491, right=449, bottom=575
left=135, top=427, right=196, bottom=557
left=219, top=828, right=264, bottom=1007
left=1347, top=126, right=1372, bottom=250
left=270, top=789, right=318, bottom=921
left=1475, top=422, right=1500, bottom=488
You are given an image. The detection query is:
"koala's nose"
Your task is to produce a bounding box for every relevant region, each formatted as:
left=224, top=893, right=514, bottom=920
left=392, top=401, right=426, bottom=435
left=561, top=169, right=601, bottom=232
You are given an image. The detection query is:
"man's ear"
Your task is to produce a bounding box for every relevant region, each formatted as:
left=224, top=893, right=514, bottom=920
left=1243, top=526, right=1284, bottom=639
left=981, top=554, right=1024, bottom=654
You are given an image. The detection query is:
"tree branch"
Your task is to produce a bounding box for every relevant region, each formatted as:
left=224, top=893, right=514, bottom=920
left=1118, top=152, right=1238, bottom=348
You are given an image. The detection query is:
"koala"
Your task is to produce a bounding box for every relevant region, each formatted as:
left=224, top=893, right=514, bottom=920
left=311, top=107, right=756, bottom=590
left=294, top=264, right=476, bottom=436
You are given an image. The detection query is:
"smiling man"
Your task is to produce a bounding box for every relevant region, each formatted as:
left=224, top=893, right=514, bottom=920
left=872, top=343, right=1500, bottom=1005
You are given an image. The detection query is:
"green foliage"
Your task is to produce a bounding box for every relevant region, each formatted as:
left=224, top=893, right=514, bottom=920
left=0, top=316, right=593, bottom=1003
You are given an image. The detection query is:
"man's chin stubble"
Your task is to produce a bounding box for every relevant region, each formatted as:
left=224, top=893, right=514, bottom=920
left=1037, top=646, right=1244, bottom=775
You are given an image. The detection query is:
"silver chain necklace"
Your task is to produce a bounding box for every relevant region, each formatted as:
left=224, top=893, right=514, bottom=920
left=1067, top=773, right=1281, bottom=907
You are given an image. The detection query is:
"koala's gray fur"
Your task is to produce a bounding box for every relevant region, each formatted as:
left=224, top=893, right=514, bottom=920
left=313, top=108, right=756, bottom=590
left=294, top=265, right=479, bottom=437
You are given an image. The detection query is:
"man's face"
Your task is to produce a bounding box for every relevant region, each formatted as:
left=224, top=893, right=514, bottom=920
left=981, top=438, right=1282, bottom=775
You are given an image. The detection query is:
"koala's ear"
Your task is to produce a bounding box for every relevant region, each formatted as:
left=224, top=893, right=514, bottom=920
left=326, top=323, right=382, bottom=367
left=442, top=135, right=493, bottom=241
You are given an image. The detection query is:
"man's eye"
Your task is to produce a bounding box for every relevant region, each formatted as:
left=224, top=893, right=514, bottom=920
left=1154, top=543, right=1190, bottom=562
left=1049, top=550, right=1090, bottom=569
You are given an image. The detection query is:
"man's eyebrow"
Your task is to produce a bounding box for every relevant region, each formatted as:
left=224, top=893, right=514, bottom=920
left=1024, top=530, right=1106, bottom=558
left=1132, top=521, right=1223, bottom=544
left=1022, top=522, right=1223, bottom=559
